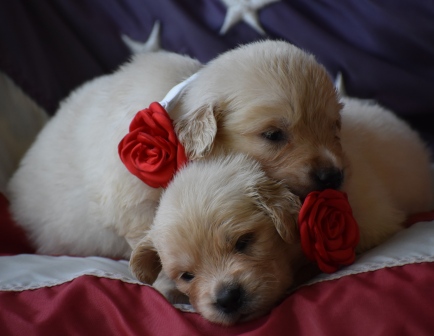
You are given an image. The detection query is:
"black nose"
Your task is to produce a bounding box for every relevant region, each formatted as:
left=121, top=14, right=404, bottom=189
left=314, top=167, right=344, bottom=190
left=215, top=284, right=244, bottom=314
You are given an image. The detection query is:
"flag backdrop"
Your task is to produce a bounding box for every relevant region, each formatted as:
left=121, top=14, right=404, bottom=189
left=1, top=1, right=434, bottom=335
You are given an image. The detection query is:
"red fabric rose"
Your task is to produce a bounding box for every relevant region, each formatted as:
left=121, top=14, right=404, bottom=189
left=298, top=189, right=360, bottom=273
left=118, top=102, right=188, bottom=188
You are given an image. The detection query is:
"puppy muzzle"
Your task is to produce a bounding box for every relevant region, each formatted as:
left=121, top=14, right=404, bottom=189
left=312, top=167, right=344, bottom=191
left=214, top=283, right=245, bottom=315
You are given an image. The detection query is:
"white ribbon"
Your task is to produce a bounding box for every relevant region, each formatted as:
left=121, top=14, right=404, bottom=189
left=159, top=73, right=198, bottom=111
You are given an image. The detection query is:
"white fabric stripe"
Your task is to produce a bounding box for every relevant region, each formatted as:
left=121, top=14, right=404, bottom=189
left=0, top=255, right=143, bottom=291
left=1, top=221, right=433, bottom=292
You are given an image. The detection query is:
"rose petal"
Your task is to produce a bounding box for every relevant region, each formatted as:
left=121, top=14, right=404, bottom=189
left=152, top=114, right=178, bottom=143
left=313, top=240, right=340, bottom=273
left=135, top=148, right=164, bottom=171
left=299, top=222, right=316, bottom=261
left=313, top=229, right=330, bottom=262
left=324, top=236, right=343, bottom=251
left=298, top=192, right=319, bottom=223
left=118, top=102, right=189, bottom=189
left=325, top=212, right=344, bottom=239
left=131, top=110, right=156, bottom=133
left=137, top=133, right=174, bottom=156
left=341, top=215, right=360, bottom=247
left=306, top=199, right=325, bottom=228
left=327, top=249, right=355, bottom=264
left=317, top=209, right=334, bottom=234
left=323, top=198, right=351, bottom=213
left=318, top=190, right=352, bottom=212
left=131, top=156, right=177, bottom=188
left=298, top=189, right=360, bottom=274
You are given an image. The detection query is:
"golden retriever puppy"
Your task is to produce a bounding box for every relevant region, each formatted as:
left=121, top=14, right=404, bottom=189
left=129, top=99, right=434, bottom=325
left=130, top=153, right=304, bottom=325
left=177, top=42, right=433, bottom=253
left=7, top=38, right=432, bottom=264
left=176, top=41, right=344, bottom=197
left=7, top=40, right=343, bottom=259
left=339, top=97, right=433, bottom=252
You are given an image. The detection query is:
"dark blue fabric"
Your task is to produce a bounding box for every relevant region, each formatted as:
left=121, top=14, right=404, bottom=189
left=1, top=0, right=433, bottom=146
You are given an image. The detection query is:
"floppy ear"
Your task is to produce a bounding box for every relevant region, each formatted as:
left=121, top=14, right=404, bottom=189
left=251, top=178, right=301, bottom=244
left=175, top=104, right=218, bottom=160
left=129, top=234, right=161, bottom=284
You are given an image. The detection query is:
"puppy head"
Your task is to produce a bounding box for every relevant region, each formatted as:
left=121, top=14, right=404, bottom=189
left=175, top=40, right=345, bottom=198
left=130, top=153, right=304, bottom=325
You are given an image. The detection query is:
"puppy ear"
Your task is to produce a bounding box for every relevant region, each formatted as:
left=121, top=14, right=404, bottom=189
left=175, top=104, right=218, bottom=160
left=130, top=234, right=161, bottom=284
left=252, top=178, right=301, bottom=244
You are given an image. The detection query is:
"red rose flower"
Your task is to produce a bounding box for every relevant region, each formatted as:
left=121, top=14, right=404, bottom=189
left=118, top=102, right=188, bottom=188
left=298, top=189, right=360, bottom=273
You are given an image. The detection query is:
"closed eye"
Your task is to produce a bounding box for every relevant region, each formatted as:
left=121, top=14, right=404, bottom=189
left=261, top=129, right=286, bottom=142
left=235, top=233, right=255, bottom=253
left=180, top=272, right=195, bottom=282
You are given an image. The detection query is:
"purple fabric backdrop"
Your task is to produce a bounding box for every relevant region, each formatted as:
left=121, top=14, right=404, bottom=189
left=1, top=0, right=433, bottom=147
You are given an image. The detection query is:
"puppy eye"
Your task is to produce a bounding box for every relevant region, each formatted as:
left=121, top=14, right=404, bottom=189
left=180, top=272, right=195, bottom=282
left=235, top=233, right=255, bottom=252
left=261, top=129, right=285, bottom=142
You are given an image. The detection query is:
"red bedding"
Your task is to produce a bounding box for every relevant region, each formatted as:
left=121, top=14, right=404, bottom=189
left=2, top=2, right=434, bottom=335
left=2, top=193, right=434, bottom=335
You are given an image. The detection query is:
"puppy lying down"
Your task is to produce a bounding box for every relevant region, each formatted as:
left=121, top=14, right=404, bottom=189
left=130, top=110, right=434, bottom=325
left=6, top=40, right=344, bottom=259
left=130, top=153, right=305, bottom=325
left=7, top=39, right=432, bottom=264
left=339, top=97, right=433, bottom=252
left=5, top=39, right=433, bottom=324
left=129, top=96, right=434, bottom=325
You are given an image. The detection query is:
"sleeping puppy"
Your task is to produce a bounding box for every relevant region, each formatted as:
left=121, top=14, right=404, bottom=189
left=6, top=40, right=344, bottom=258
left=130, top=153, right=305, bottom=325
left=177, top=44, right=433, bottom=252
left=6, top=39, right=433, bottom=261
left=339, top=97, right=433, bottom=252
left=177, top=41, right=344, bottom=197
left=129, top=101, right=434, bottom=324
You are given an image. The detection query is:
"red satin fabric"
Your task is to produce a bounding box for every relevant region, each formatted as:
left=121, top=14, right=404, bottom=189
left=2, top=193, right=434, bottom=335
left=1, top=264, right=434, bottom=336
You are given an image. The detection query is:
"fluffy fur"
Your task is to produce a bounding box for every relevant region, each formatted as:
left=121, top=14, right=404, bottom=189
left=130, top=153, right=304, bottom=325
left=6, top=50, right=203, bottom=259
left=129, top=98, right=434, bottom=325
left=7, top=40, right=345, bottom=259
left=6, top=39, right=433, bottom=276
left=339, top=97, right=433, bottom=251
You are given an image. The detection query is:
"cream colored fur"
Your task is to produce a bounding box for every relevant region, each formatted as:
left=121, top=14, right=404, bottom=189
left=7, top=40, right=344, bottom=259
left=7, top=39, right=433, bottom=269
left=130, top=153, right=304, bottom=325
left=7, top=51, right=202, bottom=259
left=130, top=97, right=434, bottom=325
left=340, top=97, right=433, bottom=251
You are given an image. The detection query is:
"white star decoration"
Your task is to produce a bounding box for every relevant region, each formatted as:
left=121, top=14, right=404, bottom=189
left=334, top=72, right=347, bottom=96
left=121, top=21, right=161, bottom=54
left=219, top=0, right=280, bottom=35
